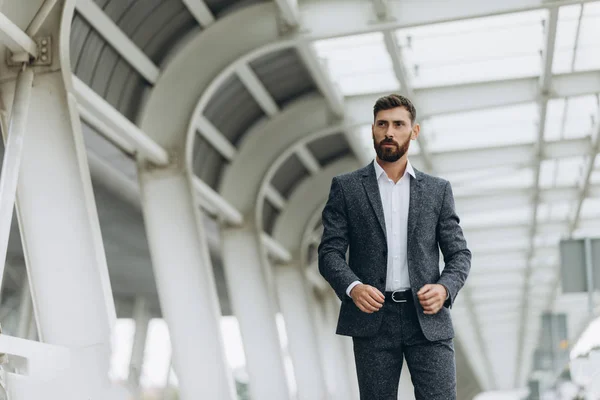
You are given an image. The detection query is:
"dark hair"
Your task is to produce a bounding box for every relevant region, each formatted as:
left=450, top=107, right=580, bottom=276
left=373, top=94, right=417, bottom=125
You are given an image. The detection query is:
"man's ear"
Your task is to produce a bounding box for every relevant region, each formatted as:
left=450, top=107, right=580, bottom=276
left=412, top=123, right=421, bottom=140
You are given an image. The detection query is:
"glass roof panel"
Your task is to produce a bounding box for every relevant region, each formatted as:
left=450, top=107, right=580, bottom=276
left=544, top=98, right=566, bottom=140
left=552, top=4, right=582, bottom=74
left=581, top=197, right=600, bottom=218
left=425, top=103, right=538, bottom=152
left=395, top=10, right=547, bottom=88
left=550, top=202, right=571, bottom=221
left=313, top=32, right=400, bottom=96
left=533, top=231, right=565, bottom=248
left=574, top=2, right=600, bottom=71
left=452, top=167, right=535, bottom=194
left=461, top=206, right=532, bottom=230
left=545, top=95, right=599, bottom=141
left=469, top=272, right=524, bottom=287
left=563, top=95, right=599, bottom=138
left=591, top=168, right=600, bottom=185
left=540, top=155, right=586, bottom=188
left=439, top=166, right=522, bottom=189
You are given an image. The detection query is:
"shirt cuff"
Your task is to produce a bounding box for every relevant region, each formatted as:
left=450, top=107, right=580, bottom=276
left=346, top=281, right=362, bottom=297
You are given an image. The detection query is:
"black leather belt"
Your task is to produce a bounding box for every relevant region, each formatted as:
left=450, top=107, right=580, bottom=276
left=384, top=289, right=412, bottom=303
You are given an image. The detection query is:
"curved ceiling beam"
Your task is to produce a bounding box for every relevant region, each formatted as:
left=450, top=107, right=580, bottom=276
left=219, top=94, right=345, bottom=215
left=138, top=3, right=284, bottom=156
left=271, top=156, right=359, bottom=258
left=138, top=0, right=600, bottom=185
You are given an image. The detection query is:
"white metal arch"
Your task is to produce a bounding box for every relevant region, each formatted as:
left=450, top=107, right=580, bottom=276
left=271, top=156, right=359, bottom=259
left=255, top=125, right=362, bottom=239
left=138, top=2, right=284, bottom=157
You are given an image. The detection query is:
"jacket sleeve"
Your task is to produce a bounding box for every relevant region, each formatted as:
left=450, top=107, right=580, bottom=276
left=436, top=180, right=471, bottom=308
left=318, top=177, right=360, bottom=301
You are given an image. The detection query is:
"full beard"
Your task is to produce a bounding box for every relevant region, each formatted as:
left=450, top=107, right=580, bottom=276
left=374, top=135, right=411, bottom=162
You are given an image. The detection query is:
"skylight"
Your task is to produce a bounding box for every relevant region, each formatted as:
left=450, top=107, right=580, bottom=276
left=314, top=32, right=400, bottom=96
left=396, top=10, right=548, bottom=88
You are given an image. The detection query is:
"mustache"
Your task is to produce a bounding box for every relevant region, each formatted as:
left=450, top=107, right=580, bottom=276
left=379, top=138, right=398, bottom=146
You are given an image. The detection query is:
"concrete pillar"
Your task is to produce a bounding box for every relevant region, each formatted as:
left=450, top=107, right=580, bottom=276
left=221, top=225, right=291, bottom=400
left=341, top=331, right=360, bottom=400
left=4, top=42, right=114, bottom=400
left=307, top=291, right=333, bottom=398
left=128, top=297, right=150, bottom=392
left=16, top=276, right=32, bottom=339
left=399, top=359, right=416, bottom=400
left=138, top=168, right=236, bottom=400
left=275, top=263, right=328, bottom=400
left=322, top=293, right=354, bottom=400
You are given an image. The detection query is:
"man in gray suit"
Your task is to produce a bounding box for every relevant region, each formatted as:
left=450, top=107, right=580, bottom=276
left=318, top=94, right=471, bottom=399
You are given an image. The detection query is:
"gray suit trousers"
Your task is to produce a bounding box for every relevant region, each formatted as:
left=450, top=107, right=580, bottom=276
left=352, top=299, right=456, bottom=400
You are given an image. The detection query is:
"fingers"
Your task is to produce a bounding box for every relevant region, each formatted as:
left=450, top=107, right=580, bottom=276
left=417, top=284, right=432, bottom=296
left=353, top=285, right=384, bottom=314
left=419, top=286, right=442, bottom=314
left=423, top=301, right=443, bottom=314
left=357, top=296, right=380, bottom=313
left=368, top=286, right=385, bottom=303
left=364, top=294, right=383, bottom=309
left=357, top=301, right=379, bottom=313
left=419, top=296, right=442, bottom=307
left=421, top=299, right=442, bottom=314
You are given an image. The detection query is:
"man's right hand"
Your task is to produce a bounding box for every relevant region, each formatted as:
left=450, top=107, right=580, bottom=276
left=350, top=284, right=385, bottom=313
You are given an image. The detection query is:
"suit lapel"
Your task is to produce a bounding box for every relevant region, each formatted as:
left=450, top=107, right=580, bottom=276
left=408, top=169, right=424, bottom=241
left=361, top=162, right=387, bottom=238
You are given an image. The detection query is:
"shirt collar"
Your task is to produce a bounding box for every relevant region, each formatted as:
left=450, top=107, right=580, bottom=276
left=373, top=159, right=416, bottom=180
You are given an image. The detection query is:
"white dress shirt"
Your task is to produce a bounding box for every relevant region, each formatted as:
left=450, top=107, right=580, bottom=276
left=346, top=159, right=415, bottom=297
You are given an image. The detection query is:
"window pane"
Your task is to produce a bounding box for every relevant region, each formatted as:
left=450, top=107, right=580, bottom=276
left=314, top=32, right=399, bottom=96
left=574, top=3, right=600, bottom=71
left=396, top=10, right=547, bottom=88
left=109, top=318, right=135, bottom=383
left=540, top=155, right=586, bottom=188
left=552, top=5, right=582, bottom=74
left=140, top=319, right=171, bottom=389
left=425, top=103, right=538, bottom=152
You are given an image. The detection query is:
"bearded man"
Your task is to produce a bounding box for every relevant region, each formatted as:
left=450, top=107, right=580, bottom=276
left=318, top=94, right=471, bottom=400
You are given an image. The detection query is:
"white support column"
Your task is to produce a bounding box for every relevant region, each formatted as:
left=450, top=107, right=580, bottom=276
left=128, top=297, right=150, bottom=392
left=0, top=67, right=33, bottom=290
left=398, top=359, right=416, bottom=400
left=274, top=263, right=327, bottom=400
left=311, top=293, right=336, bottom=398
left=137, top=167, right=236, bottom=400
left=6, top=70, right=113, bottom=396
left=340, top=328, right=360, bottom=400
left=16, top=276, right=32, bottom=340
left=221, top=226, right=291, bottom=400
left=322, top=293, right=353, bottom=400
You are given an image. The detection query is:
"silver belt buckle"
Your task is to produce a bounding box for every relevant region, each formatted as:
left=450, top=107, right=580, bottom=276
left=391, top=290, right=407, bottom=303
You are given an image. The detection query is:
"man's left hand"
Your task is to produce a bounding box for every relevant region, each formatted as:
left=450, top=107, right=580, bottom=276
left=417, top=284, right=447, bottom=315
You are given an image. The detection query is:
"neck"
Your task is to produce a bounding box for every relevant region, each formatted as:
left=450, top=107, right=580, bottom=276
left=376, top=156, right=408, bottom=183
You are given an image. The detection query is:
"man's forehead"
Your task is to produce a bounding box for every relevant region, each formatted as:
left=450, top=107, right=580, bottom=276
left=375, top=107, right=411, bottom=120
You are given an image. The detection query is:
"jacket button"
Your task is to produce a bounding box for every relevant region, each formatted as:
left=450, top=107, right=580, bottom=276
left=379, top=278, right=384, bottom=284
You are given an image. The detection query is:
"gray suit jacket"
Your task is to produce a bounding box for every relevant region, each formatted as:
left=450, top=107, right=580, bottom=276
left=318, top=161, right=471, bottom=341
